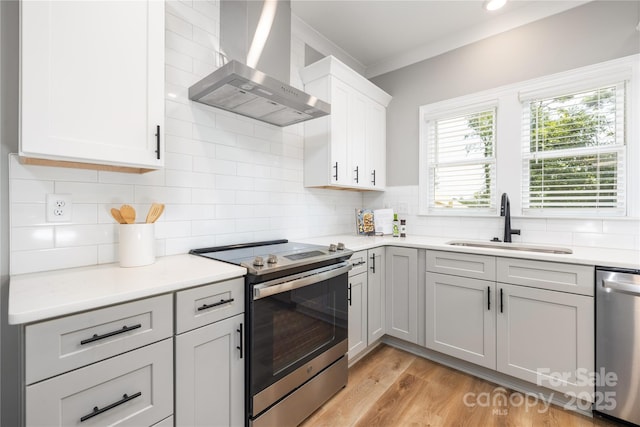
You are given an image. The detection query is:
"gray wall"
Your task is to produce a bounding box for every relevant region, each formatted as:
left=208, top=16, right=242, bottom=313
left=372, top=1, right=640, bottom=186
left=1, top=1, right=20, bottom=425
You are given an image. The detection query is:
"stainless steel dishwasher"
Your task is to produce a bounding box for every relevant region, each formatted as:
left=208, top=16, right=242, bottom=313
left=595, top=267, right=640, bottom=425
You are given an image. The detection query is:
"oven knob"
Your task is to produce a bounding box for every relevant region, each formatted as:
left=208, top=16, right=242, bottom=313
left=253, top=256, right=264, bottom=267
left=337, top=242, right=345, bottom=251
left=267, top=254, right=278, bottom=264
left=328, top=244, right=337, bottom=252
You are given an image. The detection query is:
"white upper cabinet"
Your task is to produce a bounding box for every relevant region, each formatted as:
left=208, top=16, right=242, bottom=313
left=301, top=56, right=391, bottom=191
left=20, top=0, right=165, bottom=172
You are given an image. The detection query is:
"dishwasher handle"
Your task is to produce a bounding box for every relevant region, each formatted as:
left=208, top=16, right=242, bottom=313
left=602, top=279, right=640, bottom=296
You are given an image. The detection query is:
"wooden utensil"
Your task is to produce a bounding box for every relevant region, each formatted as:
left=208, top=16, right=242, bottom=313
left=110, top=208, right=126, bottom=224
left=120, top=204, right=136, bottom=224
left=146, top=203, right=164, bottom=223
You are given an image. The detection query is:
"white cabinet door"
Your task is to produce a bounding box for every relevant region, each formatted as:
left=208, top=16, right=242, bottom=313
left=349, top=90, right=368, bottom=188
left=348, top=272, right=368, bottom=360
left=175, top=313, right=244, bottom=427
left=329, top=78, right=350, bottom=186
left=365, top=102, right=386, bottom=189
left=385, top=247, right=418, bottom=344
left=425, top=272, right=496, bottom=369
left=367, top=247, right=386, bottom=343
left=20, top=0, right=164, bottom=170
left=496, top=283, right=594, bottom=399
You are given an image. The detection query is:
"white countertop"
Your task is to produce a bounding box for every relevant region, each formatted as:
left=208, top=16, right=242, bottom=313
left=299, top=234, right=640, bottom=269
left=9, top=235, right=639, bottom=326
left=9, top=254, right=246, bottom=325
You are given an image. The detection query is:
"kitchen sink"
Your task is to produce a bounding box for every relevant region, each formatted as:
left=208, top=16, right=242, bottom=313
left=446, top=240, right=573, bottom=254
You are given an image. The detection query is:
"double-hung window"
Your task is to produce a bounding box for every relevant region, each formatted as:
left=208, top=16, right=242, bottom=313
left=422, top=105, right=497, bottom=213
left=521, top=83, right=626, bottom=216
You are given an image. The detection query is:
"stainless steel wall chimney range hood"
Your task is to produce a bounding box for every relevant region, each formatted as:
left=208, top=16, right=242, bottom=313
left=188, top=0, right=330, bottom=127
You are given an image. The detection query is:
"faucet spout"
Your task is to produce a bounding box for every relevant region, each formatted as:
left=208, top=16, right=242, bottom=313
left=500, top=193, right=520, bottom=243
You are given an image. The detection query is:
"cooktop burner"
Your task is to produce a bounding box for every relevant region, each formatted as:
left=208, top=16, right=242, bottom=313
left=189, top=239, right=352, bottom=277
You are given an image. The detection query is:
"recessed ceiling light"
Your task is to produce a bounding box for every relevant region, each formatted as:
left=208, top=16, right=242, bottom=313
left=484, top=0, right=507, bottom=11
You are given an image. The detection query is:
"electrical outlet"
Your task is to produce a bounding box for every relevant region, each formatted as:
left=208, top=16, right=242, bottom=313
left=46, top=194, right=72, bottom=222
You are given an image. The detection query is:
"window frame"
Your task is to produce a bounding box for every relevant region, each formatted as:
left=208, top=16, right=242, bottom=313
left=418, top=54, right=639, bottom=219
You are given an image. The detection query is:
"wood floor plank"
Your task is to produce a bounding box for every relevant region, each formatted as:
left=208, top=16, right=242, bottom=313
left=300, top=345, right=416, bottom=427
left=301, top=345, right=626, bottom=427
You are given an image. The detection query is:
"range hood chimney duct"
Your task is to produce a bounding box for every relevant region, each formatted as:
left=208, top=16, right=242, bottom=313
left=188, top=0, right=330, bottom=127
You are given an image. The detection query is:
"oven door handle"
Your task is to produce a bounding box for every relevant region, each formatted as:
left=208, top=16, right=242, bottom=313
left=253, top=263, right=352, bottom=300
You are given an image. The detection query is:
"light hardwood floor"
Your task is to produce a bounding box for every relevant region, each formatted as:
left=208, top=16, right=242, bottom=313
left=301, top=344, right=623, bottom=427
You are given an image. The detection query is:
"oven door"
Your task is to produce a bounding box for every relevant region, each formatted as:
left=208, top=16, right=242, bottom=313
left=248, top=262, right=350, bottom=418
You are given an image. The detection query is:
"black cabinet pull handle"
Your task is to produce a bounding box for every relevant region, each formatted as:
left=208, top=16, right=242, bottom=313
left=500, top=288, right=504, bottom=313
left=155, top=125, right=161, bottom=160
left=80, top=392, right=141, bottom=422
left=80, top=324, right=142, bottom=345
left=487, top=286, right=491, bottom=311
left=354, top=166, right=359, bottom=183
left=333, top=162, right=338, bottom=181
left=352, top=260, right=366, bottom=267
left=237, top=323, right=243, bottom=359
left=371, top=169, right=376, bottom=186
left=370, top=254, right=376, bottom=273
left=348, top=283, right=352, bottom=306
left=197, top=298, right=235, bottom=311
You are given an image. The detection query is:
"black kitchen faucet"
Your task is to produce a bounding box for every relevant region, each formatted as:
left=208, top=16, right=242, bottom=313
left=500, top=193, right=520, bottom=243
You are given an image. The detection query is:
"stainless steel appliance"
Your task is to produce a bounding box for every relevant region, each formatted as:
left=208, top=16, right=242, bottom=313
left=595, top=267, right=640, bottom=425
left=191, top=240, right=352, bottom=427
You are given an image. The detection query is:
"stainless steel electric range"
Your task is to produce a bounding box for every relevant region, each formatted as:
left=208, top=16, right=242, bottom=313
left=190, top=239, right=353, bottom=427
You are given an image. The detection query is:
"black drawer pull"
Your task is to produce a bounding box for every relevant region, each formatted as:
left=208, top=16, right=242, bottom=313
left=237, top=323, right=243, bottom=359
left=352, top=260, right=366, bottom=267
left=348, top=283, right=352, bottom=306
left=487, top=286, right=491, bottom=311
left=80, top=324, right=142, bottom=345
left=370, top=254, right=376, bottom=273
left=197, top=298, right=235, bottom=312
left=371, top=169, right=376, bottom=186
left=500, top=288, right=504, bottom=313
left=80, top=392, right=142, bottom=422
left=155, top=125, right=161, bottom=160
left=333, top=162, right=338, bottom=181
left=354, top=166, right=359, bottom=183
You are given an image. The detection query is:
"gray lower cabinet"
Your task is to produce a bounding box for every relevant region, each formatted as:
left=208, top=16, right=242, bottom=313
left=425, top=272, right=496, bottom=369
left=496, top=282, right=594, bottom=398
left=175, top=313, right=244, bottom=427
left=425, top=250, right=594, bottom=399
left=385, top=247, right=418, bottom=344
left=348, top=269, right=368, bottom=360
left=367, top=247, right=386, bottom=343
left=26, top=338, right=173, bottom=426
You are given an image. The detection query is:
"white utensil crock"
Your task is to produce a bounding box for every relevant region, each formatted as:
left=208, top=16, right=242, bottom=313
left=119, top=223, right=155, bottom=267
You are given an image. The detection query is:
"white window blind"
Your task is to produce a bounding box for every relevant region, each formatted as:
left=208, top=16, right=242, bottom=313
left=426, top=108, right=496, bottom=212
left=521, top=83, right=626, bottom=216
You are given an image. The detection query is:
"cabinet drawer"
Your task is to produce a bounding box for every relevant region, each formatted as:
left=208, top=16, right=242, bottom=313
left=349, top=250, right=368, bottom=276
left=427, top=250, right=496, bottom=281
left=176, top=278, right=244, bottom=334
left=25, top=294, right=172, bottom=384
left=26, top=338, right=173, bottom=426
left=497, top=258, right=594, bottom=296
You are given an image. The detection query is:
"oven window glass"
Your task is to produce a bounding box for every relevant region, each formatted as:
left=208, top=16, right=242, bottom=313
left=251, top=273, right=348, bottom=393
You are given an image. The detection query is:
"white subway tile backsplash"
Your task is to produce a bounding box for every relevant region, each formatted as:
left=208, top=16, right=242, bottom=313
left=11, top=227, right=54, bottom=251
left=191, top=188, right=235, bottom=204
left=192, top=123, right=236, bottom=146
left=193, top=157, right=236, bottom=175
left=165, top=117, right=194, bottom=138
left=216, top=113, right=255, bottom=137
left=603, top=219, right=640, bottom=235
left=10, top=179, right=54, bottom=203
left=11, top=203, right=47, bottom=227
left=55, top=224, right=117, bottom=247
left=165, top=11, right=193, bottom=39
left=98, top=169, right=166, bottom=187
left=154, top=221, right=192, bottom=239
left=11, top=247, right=98, bottom=275
left=547, top=219, right=603, bottom=233
left=135, top=186, right=192, bottom=204
left=215, top=175, right=254, bottom=191
left=165, top=64, right=199, bottom=88
left=572, top=232, right=636, bottom=250
left=55, top=182, right=134, bottom=204
left=191, top=219, right=236, bottom=236
left=164, top=152, right=194, bottom=171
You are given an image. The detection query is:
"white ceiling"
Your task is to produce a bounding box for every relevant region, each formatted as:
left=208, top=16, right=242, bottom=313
left=290, top=0, right=591, bottom=78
